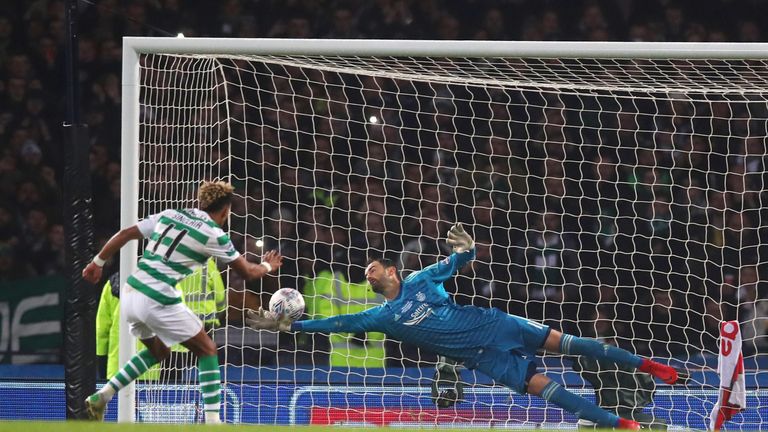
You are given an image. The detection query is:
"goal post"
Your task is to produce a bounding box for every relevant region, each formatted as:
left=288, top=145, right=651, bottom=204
left=118, top=42, right=140, bottom=422
left=121, top=38, right=768, bottom=427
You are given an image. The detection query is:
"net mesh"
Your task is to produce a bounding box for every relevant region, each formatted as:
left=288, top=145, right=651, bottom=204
left=133, top=50, right=768, bottom=429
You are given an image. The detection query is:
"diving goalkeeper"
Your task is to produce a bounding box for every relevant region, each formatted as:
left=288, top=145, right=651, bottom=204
left=246, top=224, right=683, bottom=430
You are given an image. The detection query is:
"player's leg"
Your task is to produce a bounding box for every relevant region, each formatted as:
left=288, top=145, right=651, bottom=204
left=527, top=373, right=639, bottom=430
left=181, top=329, right=222, bottom=424
left=85, top=287, right=168, bottom=421
left=470, top=348, right=639, bottom=430
left=85, top=335, right=168, bottom=420
left=142, top=298, right=222, bottom=424
left=542, top=329, right=680, bottom=384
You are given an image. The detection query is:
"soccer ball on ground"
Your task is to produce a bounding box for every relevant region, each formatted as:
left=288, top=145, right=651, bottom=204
left=269, top=288, right=305, bottom=321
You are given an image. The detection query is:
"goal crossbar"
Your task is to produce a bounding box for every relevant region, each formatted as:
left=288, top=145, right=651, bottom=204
left=124, top=38, right=768, bottom=59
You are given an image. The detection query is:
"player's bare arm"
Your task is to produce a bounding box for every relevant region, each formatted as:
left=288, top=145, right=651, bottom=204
left=82, top=225, right=144, bottom=284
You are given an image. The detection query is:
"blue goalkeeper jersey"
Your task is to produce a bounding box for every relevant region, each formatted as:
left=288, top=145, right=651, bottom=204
left=293, top=248, right=512, bottom=362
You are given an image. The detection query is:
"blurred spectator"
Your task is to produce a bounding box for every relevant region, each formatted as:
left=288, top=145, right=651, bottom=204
left=399, top=195, right=451, bottom=277
left=0, top=241, right=34, bottom=281
left=539, top=10, right=563, bottom=40
left=738, top=265, right=768, bottom=354
left=215, top=0, right=249, bottom=37
left=685, top=23, right=707, bottom=42
left=701, top=298, right=725, bottom=352
left=635, top=290, right=688, bottom=357
left=628, top=23, right=650, bottom=41
left=454, top=241, right=512, bottom=313
left=518, top=210, right=575, bottom=328
left=261, top=206, right=301, bottom=288
left=663, top=4, right=685, bottom=41
left=0, top=154, right=22, bottom=203
left=18, top=140, right=43, bottom=171
left=579, top=4, right=610, bottom=39
left=286, top=16, right=313, bottom=38
left=436, top=14, right=460, bottom=40
left=123, top=2, right=147, bottom=36
left=5, top=78, right=28, bottom=120
left=0, top=16, right=15, bottom=65
left=37, top=223, right=65, bottom=275
left=716, top=272, right=740, bottom=322
left=80, top=0, right=120, bottom=40
left=739, top=20, right=761, bottom=42
left=19, top=91, right=52, bottom=147
left=22, top=207, right=49, bottom=267
left=473, top=8, right=510, bottom=40
left=357, top=0, right=424, bottom=39
left=325, top=7, right=362, bottom=38
left=15, top=180, right=43, bottom=219
left=0, top=205, right=19, bottom=245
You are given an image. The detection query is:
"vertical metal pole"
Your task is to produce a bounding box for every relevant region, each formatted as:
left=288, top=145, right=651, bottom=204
left=64, top=0, right=80, bottom=125
left=62, top=0, right=96, bottom=420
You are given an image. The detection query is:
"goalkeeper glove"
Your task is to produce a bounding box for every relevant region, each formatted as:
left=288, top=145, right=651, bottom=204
left=446, top=223, right=474, bottom=253
left=244, top=307, right=293, bottom=332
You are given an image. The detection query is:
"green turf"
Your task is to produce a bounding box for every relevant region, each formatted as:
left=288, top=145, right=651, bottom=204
left=0, top=423, right=373, bottom=432
left=0, top=422, right=609, bottom=432
left=0, top=422, right=545, bottom=432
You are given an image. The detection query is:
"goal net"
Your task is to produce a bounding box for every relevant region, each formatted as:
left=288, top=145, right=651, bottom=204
left=122, top=39, right=768, bottom=429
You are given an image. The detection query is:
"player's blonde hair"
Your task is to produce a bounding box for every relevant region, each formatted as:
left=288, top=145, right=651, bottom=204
left=198, top=181, right=234, bottom=212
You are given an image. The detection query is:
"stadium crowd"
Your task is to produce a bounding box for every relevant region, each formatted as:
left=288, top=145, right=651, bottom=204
left=0, top=0, right=766, bottom=363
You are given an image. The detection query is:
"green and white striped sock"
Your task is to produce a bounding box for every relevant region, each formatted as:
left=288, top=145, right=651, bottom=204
left=100, top=349, right=158, bottom=401
left=198, top=354, right=221, bottom=423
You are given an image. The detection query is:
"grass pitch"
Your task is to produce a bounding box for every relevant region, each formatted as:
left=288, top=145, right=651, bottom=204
left=0, top=422, right=601, bottom=432
left=0, top=423, right=372, bottom=432
left=0, top=423, right=364, bottom=432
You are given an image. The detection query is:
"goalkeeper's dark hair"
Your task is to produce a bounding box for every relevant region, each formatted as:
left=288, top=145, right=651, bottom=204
left=199, top=181, right=234, bottom=212
left=367, top=257, right=397, bottom=268
left=367, top=257, right=400, bottom=279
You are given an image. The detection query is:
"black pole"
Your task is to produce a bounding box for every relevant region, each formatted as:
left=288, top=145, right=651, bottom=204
left=62, top=0, right=97, bottom=420
left=64, top=0, right=79, bottom=126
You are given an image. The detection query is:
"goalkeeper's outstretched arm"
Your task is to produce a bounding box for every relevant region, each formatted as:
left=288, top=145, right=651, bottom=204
left=246, top=306, right=383, bottom=333
left=421, top=223, right=477, bottom=284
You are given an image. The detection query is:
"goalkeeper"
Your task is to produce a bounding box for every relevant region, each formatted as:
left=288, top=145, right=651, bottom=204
left=247, top=223, right=685, bottom=430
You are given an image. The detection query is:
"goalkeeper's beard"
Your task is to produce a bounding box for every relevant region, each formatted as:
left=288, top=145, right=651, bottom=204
left=369, top=276, right=391, bottom=295
left=369, top=280, right=385, bottom=294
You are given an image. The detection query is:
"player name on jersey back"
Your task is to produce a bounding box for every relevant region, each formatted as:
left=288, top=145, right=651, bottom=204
left=129, top=208, right=239, bottom=305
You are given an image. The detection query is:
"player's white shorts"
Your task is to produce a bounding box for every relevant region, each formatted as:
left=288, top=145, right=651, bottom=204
left=121, top=284, right=203, bottom=347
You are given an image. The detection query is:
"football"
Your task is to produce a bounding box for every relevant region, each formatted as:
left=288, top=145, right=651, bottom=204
left=268, top=288, right=305, bottom=321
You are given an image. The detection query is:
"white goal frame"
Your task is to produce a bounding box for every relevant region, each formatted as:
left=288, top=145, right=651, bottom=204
left=120, top=37, right=768, bottom=423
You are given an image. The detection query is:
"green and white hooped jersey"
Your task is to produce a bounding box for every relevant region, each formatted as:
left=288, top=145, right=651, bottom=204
left=129, top=208, right=240, bottom=305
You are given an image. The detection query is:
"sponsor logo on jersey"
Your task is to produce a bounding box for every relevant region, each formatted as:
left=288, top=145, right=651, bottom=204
left=415, top=291, right=425, bottom=302
left=441, top=256, right=451, bottom=265
left=403, top=303, right=433, bottom=326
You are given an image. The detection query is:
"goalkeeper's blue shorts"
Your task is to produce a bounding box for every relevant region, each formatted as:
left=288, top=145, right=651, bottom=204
left=465, top=313, right=551, bottom=394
